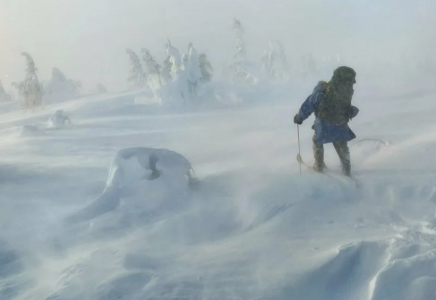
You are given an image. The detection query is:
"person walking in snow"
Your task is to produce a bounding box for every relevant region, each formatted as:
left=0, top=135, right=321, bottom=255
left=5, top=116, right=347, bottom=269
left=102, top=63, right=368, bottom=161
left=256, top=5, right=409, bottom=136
left=293, top=66, right=359, bottom=177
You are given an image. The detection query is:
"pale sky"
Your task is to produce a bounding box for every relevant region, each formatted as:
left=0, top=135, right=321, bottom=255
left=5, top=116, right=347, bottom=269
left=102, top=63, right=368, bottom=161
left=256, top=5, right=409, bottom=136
left=0, top=0, right=435, bottom=91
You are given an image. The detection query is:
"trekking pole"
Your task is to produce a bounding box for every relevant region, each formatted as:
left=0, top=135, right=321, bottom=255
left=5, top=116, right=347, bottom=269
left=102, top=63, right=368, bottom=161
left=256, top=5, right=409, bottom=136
left=297, top=124, right=302, bottom=174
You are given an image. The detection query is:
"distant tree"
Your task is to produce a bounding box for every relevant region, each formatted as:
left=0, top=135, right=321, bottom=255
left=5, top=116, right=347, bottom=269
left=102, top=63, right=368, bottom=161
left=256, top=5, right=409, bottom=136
left=185, top=43, right=203, bottom=96
left=199, top=53, right=213, bottom=82
left=232, top=18, right=246, bottom=61
left=126, top=49, right=147, bottom=89
left=141, top=48, right=162, bottom=87
left=97, top=83, right=107, bottom=93
left=161, top=55, right=173, bottom=83
left=44, top=67, right=81, bottom=96
left=229, top=18, right=255, bottom=84
left=165, top=40, right=183, bottom=78
left=13, top=52, right=43, bottom=110
left=261, top=40, right=290, bottom=81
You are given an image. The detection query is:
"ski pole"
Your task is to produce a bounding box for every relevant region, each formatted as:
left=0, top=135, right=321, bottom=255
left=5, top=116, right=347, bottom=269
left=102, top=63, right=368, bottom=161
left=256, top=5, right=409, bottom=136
left=297, top=124, right=302, bottom=174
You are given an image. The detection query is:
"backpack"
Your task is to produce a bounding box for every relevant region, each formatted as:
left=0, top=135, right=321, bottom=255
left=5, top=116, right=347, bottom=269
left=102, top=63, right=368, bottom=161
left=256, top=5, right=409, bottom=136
left=318, top=66, right=356, bottom=126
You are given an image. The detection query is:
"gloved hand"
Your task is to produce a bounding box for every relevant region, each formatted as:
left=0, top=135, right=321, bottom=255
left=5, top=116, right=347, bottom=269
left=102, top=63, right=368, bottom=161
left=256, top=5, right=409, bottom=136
left=294, top=114, right=302, bottom=125
left=348, top=106, right=359, bottom=120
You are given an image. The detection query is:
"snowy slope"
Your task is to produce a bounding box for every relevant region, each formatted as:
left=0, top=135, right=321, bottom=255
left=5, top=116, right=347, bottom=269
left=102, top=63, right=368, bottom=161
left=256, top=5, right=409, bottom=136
left=0, top=81, right=436, bottom=300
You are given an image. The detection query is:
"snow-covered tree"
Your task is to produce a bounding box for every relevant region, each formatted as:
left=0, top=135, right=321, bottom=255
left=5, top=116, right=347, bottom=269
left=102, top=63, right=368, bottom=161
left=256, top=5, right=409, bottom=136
left=161, top=55, right=173, bottom=83
left=44, top=67, right=81, bottom=97
left=141, top=48, right=162, bottom=90
left=166, top=41, right=183, bottom=78
left=141, top=49, right=161, bottom=79
left=126, top=49, right=147, bottom=89
left=160, top=42, right=206, bottom=105
left=261, top=40, right=290, bottom=81
left=97, top=83, right=107, bottom=94
left=0, top=80, right=11, bottom=102
left=199, top=53, right=213, bottom=83
left=13, top=52, right=43, bottom=110
left=232, top=18, right=246, bottom=61
left=184, top=43, right=203, bottom=97
left=229, top=19, right=256, bottom=84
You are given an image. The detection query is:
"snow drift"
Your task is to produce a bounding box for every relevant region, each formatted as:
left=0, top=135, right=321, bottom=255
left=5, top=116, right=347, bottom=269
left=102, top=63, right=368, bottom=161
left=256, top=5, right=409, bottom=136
left=67, top=147, right=194, bottom=223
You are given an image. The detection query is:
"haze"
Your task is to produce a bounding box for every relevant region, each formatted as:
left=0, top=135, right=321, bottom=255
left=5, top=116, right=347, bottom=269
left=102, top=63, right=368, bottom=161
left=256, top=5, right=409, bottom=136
left=0, top=0, right=435, bottom=90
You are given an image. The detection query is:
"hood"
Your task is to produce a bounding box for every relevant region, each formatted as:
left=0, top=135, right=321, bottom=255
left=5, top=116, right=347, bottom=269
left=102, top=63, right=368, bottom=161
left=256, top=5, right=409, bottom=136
left=313, top=81, right=328, bottom=93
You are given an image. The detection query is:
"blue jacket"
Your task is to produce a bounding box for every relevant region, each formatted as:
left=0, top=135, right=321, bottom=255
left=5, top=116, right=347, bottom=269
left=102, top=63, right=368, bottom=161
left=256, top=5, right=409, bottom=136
left=296, top=82, right=359, bottom=145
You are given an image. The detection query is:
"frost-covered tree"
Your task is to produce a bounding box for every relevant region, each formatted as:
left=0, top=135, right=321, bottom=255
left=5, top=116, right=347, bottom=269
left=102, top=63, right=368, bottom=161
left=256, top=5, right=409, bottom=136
left=232, top=18, right=246, bottom=61
left=161, top=56, right=173, bottom=83
left=13, top=52, right=43, bottom=110
left=166, top=41, right=183, bottom=78
left=44, top=67, right=81, bottom=97
left=141, top=49, right=161, bottom=78
left=185, top=43, right=203, bottom=96
left=229, top=18, right=256, bottom=84
left=160, top=42, right=204, bottom=104
left=126, top=49, right=147, bottom=89
left=141, top=48, right=162, bottom=89
left=97, top=83, right=107, bottom=94
left=261, top=40, right=290, bottom=81
left=199, top=53, right=213, bottom=83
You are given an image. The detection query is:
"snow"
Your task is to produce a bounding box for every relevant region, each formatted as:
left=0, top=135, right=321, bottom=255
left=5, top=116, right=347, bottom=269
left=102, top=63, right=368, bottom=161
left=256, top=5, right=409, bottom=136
left=20, top=125, right=45, bottom=137
left=1, top=78, right=436, bottom=300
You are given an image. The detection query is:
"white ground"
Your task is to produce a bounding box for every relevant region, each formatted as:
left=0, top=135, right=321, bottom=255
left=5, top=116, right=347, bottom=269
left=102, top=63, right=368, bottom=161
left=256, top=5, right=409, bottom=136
left=1, top=81, right=436, bottom=300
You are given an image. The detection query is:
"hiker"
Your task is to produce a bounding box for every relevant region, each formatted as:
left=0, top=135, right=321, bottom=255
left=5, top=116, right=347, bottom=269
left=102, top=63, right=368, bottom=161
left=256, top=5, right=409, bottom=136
left=293, top=66, right=359, bottom=177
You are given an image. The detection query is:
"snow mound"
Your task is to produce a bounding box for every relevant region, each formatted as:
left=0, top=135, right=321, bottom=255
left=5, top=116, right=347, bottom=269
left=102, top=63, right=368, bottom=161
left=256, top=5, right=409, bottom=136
left=106, top=147, right=193, bottom=192
left=20, top=125, right=45, bottom=137
left=67, top=147, right=194, bottom=223
left=282, top=227, right=436, bottom=300
left=370, top=228, right=436, bottom=300
left=48, top=110, right=71, bottom=128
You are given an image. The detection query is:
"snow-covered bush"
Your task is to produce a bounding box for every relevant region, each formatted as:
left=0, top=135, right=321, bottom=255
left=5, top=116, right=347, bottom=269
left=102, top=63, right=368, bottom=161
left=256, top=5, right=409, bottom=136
left=13, top=52, right=43, bottom=110
left=126, top=49, right=147, bottom=89
left=44, top=67, right=81, bottom=98
left=48, top=110, right=71, bottom=128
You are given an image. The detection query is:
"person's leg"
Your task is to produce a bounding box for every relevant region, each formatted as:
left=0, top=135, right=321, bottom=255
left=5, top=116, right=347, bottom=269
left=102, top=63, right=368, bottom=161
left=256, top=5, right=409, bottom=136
left=333, top=140, right=351, bottom=176
left=313, top=134, right=325, bottom=172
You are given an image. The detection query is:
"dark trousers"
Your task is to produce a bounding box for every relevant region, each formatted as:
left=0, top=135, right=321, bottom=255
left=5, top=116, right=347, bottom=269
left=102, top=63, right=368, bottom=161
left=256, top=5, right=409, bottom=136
left=313, top=134, right=351, bottom=176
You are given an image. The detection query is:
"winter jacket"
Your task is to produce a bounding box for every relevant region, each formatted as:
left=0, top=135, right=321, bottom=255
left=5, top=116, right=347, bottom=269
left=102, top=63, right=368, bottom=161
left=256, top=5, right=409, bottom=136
left=296, top=82, right=359, bottom=145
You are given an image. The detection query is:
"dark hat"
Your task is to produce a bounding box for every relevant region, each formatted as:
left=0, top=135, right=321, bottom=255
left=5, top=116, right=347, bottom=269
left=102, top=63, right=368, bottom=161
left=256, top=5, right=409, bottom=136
left=333, top=66, right=356, bottom=82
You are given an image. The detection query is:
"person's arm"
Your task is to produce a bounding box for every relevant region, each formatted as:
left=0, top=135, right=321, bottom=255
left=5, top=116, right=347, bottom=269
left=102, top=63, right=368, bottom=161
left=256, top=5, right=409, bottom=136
left=294, top=93, right=322, bottom=124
